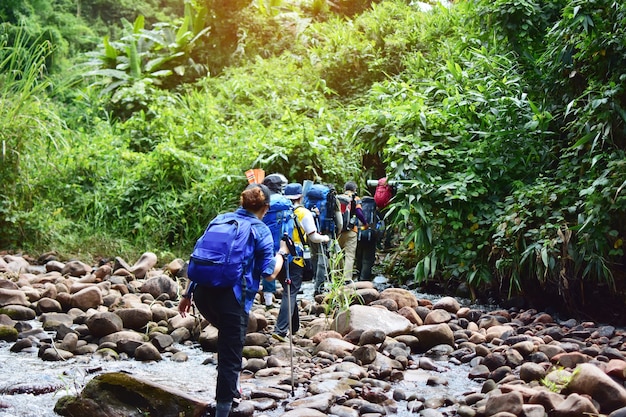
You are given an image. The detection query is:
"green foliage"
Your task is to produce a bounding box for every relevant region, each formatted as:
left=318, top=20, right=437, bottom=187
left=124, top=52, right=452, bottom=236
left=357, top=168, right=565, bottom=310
left=0, top=25, right=68, bottom=248
left=353, top=0, right=626, bottom=313
left=322, top=244, right=363, bottom=322
left=84, top=10, right=210, bottom=119
left=539, top=0, right=626, bottom=151
left=2, top=0, right=626, bottom=319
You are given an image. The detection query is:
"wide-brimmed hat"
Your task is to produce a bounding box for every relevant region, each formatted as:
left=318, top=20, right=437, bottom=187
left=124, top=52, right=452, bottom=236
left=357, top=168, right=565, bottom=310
left=284, top=183, right=303, bottom=199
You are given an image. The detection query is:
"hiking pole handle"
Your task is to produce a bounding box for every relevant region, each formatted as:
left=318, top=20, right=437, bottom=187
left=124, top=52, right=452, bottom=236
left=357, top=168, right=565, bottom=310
left=281, top=234, right=297, bottom=256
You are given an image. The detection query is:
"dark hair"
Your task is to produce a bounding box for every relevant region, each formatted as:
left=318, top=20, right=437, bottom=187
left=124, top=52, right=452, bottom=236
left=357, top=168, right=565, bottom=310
left=344, top=181, right=357, bottom=192
left=241, top=183, right=270, bottom=211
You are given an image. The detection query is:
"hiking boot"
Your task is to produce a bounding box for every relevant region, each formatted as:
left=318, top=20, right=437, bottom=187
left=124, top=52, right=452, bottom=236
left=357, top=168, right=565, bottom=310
left=272, top=333, right=287, bottom=343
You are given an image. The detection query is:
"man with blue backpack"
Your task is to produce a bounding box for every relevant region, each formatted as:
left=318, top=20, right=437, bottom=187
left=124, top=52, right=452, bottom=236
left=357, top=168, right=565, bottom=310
left=303, top=183, right=343, bottom=295
left=261, top=173, right=293, bottom=307
left=274, top=183, right=330, bottom=341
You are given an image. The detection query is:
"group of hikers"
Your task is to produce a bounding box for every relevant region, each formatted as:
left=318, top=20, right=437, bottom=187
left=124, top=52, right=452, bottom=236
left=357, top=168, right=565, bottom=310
left=178, top=173, right=393, bottom=417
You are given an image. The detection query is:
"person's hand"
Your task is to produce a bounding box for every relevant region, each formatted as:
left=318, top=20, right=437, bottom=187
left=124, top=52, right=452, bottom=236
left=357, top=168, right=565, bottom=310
left=323, top=235, right=330, bottom=243
left=279, top=239, right=290, bottom=255
left=178, top=297, right=192, bottom=318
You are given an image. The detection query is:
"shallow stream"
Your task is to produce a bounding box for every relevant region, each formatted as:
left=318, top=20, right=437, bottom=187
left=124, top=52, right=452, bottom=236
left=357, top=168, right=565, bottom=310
left=0, top=281, right=483, bottom=417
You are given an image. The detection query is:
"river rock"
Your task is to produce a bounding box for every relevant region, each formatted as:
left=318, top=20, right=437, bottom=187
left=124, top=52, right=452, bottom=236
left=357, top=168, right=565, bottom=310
left=70, top=286, right=102, bottom=310
left=53, top=372, right=207, bottom=417
left=286, top=392, right=334, bottom=412
left=413, top=323, right=454, bottom=351
left=36, top=297, right=63, bottom=313
left=485, top=390, right=523, bottom=416
left=86, top=312, right=124, bottom=338
left=332, top=305, right=412, bottom=337
left=0, top=304, right=36, bottom=320
left=0, top=288, right=29, bottom=307
left=115, top=307, right=152, bottom=330
left=61, top=260, right=92, bottom=278
left=130, top=252, right=158, bottom=280
left=135, top=342, right=162, bottom=361
left=567, top=363, right=626, bottom=412
left=141, top=275, right=177, bottom=300
left=432, top=296, right=461, bottom=313
left=281, top=408, right=327, bottom=417
left=379, top=288, right=418, bottom=309
left=551, top=393, right=598, bottom=417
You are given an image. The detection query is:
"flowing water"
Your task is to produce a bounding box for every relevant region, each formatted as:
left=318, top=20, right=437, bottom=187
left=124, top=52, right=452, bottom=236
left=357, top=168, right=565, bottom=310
left=0, top=280, right=483, bottom=417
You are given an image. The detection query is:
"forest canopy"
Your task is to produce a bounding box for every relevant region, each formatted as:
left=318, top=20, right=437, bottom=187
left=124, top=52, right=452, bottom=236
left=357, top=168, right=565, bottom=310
left=1, top=0, right=625, bottom=320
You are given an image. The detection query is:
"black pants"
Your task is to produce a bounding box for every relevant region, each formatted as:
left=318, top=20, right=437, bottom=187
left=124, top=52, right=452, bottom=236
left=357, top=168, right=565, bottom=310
left=356, top=231, right=377, bottom=281
left=193, top=285, right=247, bottom=403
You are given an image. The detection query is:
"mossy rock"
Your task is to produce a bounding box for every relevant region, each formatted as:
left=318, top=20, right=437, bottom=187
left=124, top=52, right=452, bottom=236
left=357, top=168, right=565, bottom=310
left=54, top=372, right=208, bottom=417
left=0, top=325, right=18, bottom=342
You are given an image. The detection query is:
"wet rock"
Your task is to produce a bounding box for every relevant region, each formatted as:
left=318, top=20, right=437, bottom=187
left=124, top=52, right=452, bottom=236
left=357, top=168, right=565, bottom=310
left=0, top=304, right=35, bottom=320
left=141, top=275, right=177, bottom=300
left=413, top=323, right=454, bottom=351
left=280, top=408, right=327, bottom=417
left=286, top=392, right=333, bottom=412
left=432, top=296, right=461, bottom=313
left=314, top=337, right=355, bottom=358
left=242, top=345, right=268, bottom=359
left=353, top=345, right=377, bottom=365
left=53, top=372, right=207, bottom=417
left=396, top=306, right=423, bottom=325
left=135, top=342, right=162, bottom=361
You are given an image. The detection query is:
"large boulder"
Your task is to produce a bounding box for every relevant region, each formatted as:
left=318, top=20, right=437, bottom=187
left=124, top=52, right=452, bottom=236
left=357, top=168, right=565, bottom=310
left=331, top=305, right=412, bottom=337
left=53, top=372, right=207, bottom=417
left=567, top=363, right=626, bottom=413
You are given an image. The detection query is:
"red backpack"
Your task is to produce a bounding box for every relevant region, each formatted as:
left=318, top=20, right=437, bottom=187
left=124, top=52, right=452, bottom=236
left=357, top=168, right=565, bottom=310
left=374, top=177, right=394, bottom=209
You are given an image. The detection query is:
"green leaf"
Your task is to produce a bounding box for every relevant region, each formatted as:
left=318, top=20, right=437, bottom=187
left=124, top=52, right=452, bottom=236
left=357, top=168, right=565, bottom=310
left=133, top=15, right=145, bottom=34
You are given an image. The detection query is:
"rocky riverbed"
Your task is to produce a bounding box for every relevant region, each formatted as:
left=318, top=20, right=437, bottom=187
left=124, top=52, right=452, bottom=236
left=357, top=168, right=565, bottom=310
left=2, top=252, right=626, bottom=417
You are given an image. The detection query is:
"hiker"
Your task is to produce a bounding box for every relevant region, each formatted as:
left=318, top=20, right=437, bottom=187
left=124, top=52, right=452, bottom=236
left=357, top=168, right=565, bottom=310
left=337, top=181, right=369, bottom=280
left=274, top=183, right=330, bottom=341
left=178, top=183, right=289, bottom=417
left=303, top=183, right=343, bottom=295
left=355, top=195, right=380, bottom=281
left=260, top=173, right=291, bottom=308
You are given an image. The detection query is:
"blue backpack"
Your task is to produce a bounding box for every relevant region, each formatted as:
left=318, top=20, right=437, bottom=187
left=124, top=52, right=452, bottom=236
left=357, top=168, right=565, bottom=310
left=304, top=184, right=337, bottom=236
left=187, top=213, right=260, bottom=287
left=263, top=194, right=295, bottom=253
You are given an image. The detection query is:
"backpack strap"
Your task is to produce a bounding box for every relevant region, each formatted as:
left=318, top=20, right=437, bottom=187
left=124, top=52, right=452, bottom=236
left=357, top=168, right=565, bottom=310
left=293, top=206, right=308, bottom=248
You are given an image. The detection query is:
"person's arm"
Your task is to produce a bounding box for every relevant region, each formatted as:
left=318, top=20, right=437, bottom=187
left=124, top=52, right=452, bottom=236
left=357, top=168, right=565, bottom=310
left=178, top=281, right=196, bottom=317
left=267, top=239, right=289, bottom=280
left=354, top=198, right=369, bottom=227
left=301, top=210, right=330, bottom=243
left=334, top=197, right=344, bottom=231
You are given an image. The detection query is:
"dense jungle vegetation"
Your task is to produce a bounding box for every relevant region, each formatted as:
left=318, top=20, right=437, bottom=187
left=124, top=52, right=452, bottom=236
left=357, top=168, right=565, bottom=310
left=1, top=0, right=625, bottom=322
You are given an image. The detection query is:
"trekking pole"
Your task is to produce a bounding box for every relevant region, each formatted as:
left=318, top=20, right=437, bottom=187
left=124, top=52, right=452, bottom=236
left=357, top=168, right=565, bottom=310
left=282, top=234, right=296, bottom=396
